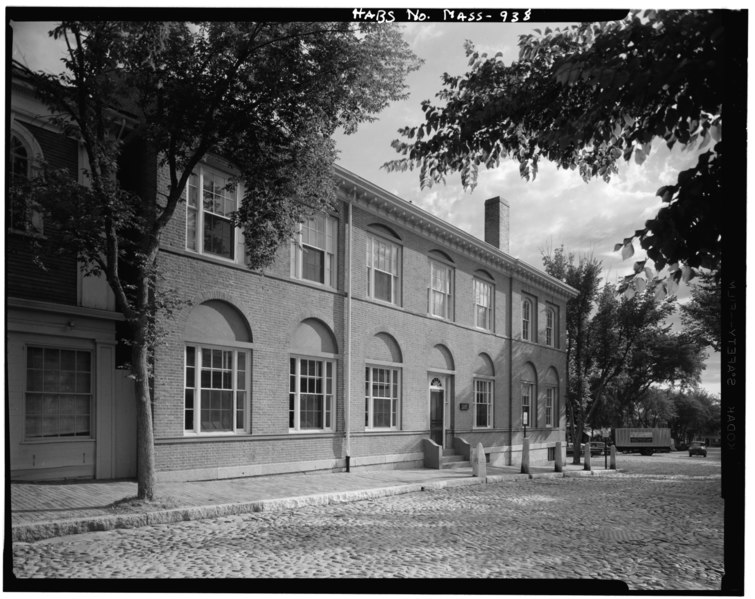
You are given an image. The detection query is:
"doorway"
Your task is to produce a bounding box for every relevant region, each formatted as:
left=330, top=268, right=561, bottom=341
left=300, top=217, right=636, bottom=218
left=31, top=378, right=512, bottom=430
left=429, top=375, right=445, bottom=447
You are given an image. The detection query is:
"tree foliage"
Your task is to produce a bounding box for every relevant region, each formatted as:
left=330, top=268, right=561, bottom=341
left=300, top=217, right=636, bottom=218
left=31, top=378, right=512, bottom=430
left=17, top=20, right=420, bottom=499
left=680, top=270, right=722, bottom=351
left=543, top=245, right=708, bottom=461
left=388, top=10, right=727, bottom=282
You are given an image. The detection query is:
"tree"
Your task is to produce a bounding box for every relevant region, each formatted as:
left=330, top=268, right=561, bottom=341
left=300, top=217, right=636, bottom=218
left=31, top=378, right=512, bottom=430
left=681, top=270, right=722, bottom=351
left=607, top=330, right=706, bottom=426
left=386, top=10, right=731, bottom=284
left=18, top=21, right=420, bottom=500
left=542, top=247, right=602, bottom=463
left=669, top=388, right=719, bottom=445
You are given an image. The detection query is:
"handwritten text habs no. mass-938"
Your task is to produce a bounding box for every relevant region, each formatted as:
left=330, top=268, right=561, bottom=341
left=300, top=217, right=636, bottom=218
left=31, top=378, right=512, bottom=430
left=351, top=9, right=532, bottom=22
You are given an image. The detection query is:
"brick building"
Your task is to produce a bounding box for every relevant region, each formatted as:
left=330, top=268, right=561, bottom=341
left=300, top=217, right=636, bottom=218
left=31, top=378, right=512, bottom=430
left=7, top=70, right=576, bottom=482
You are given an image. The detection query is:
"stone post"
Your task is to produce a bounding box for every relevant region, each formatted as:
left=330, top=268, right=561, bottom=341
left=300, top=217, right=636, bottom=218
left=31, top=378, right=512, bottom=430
left=610, top=444, right=617, bottom=470
left=521, top=438, right=530, bottom=474
left=472, top=442, right=487, bottom=478
left=584, top=444, right=592, bottom=471
left=554, top=441, right=563, bottom=473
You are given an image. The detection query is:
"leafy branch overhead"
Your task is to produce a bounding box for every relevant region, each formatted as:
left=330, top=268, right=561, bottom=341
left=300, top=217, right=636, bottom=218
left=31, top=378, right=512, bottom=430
left=386, top=10, right=727, bottom=284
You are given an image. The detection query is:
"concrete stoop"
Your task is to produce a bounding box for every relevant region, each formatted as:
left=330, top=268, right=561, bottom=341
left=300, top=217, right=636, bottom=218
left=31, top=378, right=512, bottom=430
left=11, top=470, right=625, bottom=543
left=439, top=454, right=471, bottom=470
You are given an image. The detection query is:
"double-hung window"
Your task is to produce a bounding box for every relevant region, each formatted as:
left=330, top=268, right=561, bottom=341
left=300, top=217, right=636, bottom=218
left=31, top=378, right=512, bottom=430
left=9, top=132, right=43, bottom=234
left=545, top=307, right=556, bottom=347
left=474, top=279, right=493, bottom=331
left=545, top=386, right=556, bottom=427
left=522, top=298, right=533, bottom=341
left=291, top=213, right=337, bottom=287
left=429, top=261, right=453, bottom=320
left=289, top=357, right=334, bottom=431
left=185, top=346, right=249, bottom=433
left=25, top=347, right=92, bottom=439
left=474, top=378, right=493, bottom=429
left=521, top=381, right=534, bottom=427
left=186, top=167, right=240, bottom=261
left=366, top=235, right=401, bottom=304
left=365, top=366, right=400, bottom=429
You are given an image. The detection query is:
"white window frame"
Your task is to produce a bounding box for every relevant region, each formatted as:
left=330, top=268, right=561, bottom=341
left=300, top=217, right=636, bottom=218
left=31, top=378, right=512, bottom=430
left=365, top=365, right=401, bottom=430
left=366, top=234, right=401, bottom=305
left=290, top=213, right=338, bottom=288
left=185, top=165, right=243, bottom=263
left=24, top=346, right=93, bottom=440
left=184, top=344, right=250, bottom=435
left=545, top=386, right=556, bottom=428
left=429, top=260, right=454, bottom=320
left=473, top=278, right=494, bottom=331
left=9, top=125, right=44, bottom=235
left=473, top=377, right=494, bottom=429
left=522, top=297, right=533, bottom=342
left=521, top=381, right=534, bottom=427
left=289, top=356, right=334, bottom=432
left=545, top=307, right=556, bottom=348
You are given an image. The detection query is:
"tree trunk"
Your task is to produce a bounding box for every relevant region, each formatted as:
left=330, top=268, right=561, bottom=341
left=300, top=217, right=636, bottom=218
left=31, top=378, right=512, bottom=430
left=133, top=340, right=156, bottom=500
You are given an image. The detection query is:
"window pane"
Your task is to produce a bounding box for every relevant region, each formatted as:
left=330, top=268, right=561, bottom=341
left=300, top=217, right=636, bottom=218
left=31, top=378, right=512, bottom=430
left=374, top=271, right=392, bottom=302
left=302, top=246, right=324, bottom=283
left=204, top=213, right=234, bottom=259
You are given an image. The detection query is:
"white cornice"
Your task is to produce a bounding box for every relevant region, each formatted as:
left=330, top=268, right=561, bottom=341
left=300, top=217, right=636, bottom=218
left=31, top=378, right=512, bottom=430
left=334, top=165, right=577, bottom=299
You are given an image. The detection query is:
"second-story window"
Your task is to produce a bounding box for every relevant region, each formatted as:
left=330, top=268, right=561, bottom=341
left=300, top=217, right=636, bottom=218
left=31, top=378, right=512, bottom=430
left=546, top=307, right=555, bottom=347
left=429, top=260, right=453, bottom=320
left=8, top=130, right=43, bottom=235
left=366, top=234, right=401, bottom=304
left=522, top=298, right=533, bottom=341
left=186, top=167, right=239, bottom=261
left=291, top=213, right=337, bottom=288
left=474, top=278, right=493, bottom=331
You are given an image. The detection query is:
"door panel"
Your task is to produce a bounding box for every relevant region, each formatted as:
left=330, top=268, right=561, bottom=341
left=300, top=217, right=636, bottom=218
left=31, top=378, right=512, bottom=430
left=430, top=389, right=444, bottom=445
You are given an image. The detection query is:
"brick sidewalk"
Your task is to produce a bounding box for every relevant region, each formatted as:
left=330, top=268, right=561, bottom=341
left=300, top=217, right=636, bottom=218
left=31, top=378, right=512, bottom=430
left=9, top=462, right=608, bottom=541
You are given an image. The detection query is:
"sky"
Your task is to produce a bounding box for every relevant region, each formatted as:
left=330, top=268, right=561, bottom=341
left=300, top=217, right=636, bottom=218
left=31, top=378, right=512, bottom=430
left=8, top=12, right=723, bottom=397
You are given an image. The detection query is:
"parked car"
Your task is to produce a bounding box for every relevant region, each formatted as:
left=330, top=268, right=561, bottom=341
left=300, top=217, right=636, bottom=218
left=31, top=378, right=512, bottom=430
left=688, top=441, right=707, bottom=457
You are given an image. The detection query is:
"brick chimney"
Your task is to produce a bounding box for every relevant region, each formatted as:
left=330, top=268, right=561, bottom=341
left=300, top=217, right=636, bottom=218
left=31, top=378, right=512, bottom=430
left=484, top=196, right=510, bottom=253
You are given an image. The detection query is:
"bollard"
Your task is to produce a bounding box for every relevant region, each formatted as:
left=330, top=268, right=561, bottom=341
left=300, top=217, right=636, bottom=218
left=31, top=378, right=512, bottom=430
left=472, top=442, right=486, bottom=478
left=584, top=444, right=592, bottom=471
left=610, top=444, right=617, bottom=470
left=554, top=441, right=563, bottom=473
left=521, top=437, right=530, bottom=474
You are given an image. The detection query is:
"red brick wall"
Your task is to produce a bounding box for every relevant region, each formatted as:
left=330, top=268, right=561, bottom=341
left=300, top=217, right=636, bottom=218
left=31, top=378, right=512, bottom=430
left=152, top=181, right=569, bottom=474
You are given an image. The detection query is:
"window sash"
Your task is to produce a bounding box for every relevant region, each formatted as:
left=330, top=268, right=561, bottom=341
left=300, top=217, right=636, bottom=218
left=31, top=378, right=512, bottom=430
left=546, top=309, right=555, bottom=347
left=185, top=167, right=240, bottom=261
left=289, top=357, right=334, bottom=431
left=185, top=345, right=248, bottom=434
left=367, top=236, right=400, bottom=304
left=9, top=134, right=43, bottom=234
left=25, top=347, right=92, bottom=439
left=545, top=387, right=555, bottom=427
left=365, top=366, right=399, bottom=429
left=522, top=299, right=532, bottom=341
left=474, top=378, right=493, bottom=429
left=474, top=279, right=493, bottom=330
left=430, top=261, right=453, bottom=319
left=521, top=382, right=533, bottom=425
left=291, top=214, right=337, bottom=287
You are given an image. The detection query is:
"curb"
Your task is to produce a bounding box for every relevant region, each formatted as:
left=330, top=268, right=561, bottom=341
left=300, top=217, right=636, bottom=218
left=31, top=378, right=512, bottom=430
left=12, top=470, right=627, bottom=542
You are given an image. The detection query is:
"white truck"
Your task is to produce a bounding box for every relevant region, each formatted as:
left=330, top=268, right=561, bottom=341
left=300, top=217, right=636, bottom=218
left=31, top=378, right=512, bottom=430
left=613, top=428, right=672, bottom=455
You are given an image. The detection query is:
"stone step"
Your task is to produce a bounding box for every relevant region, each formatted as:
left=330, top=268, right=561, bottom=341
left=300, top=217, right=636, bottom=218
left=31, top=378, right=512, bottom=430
left=441, top=454, right=467, bottom=463
left=440, top=460, right=471, bottom=469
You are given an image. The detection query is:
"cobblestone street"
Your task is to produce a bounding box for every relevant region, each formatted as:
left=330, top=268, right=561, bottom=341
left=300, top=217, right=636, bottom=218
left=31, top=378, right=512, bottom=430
left=11, top=452, right=724, bottom=590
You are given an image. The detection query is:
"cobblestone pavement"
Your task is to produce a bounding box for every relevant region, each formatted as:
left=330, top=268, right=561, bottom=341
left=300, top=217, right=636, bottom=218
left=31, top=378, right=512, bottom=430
left=11, top=452, right=724, bottom=590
